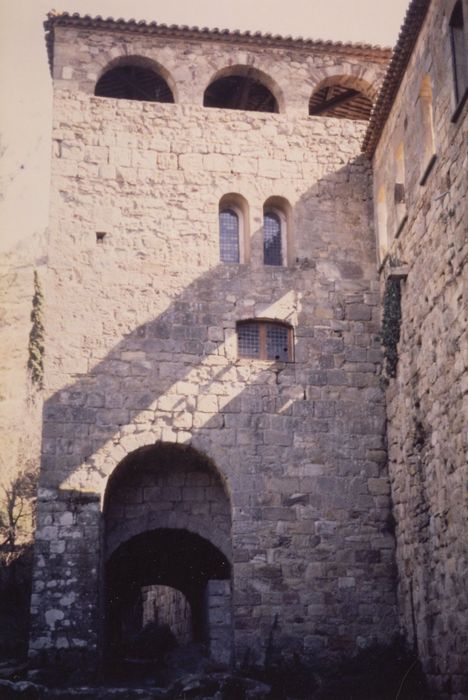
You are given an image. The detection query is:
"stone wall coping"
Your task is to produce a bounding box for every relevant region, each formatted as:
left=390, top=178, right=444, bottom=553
left=362, top=0, right=431, bottom=156
left=44, top=10, right=392, bottom=76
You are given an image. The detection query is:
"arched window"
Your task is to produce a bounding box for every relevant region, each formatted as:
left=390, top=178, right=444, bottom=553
left=218, top=193, right=250, bottom=263
left=219, top=209, right=240, bottom=263
left=394, top=141, right=407, bottom=233
left=204, top=67, right=280, bottom=113
left=449, top=0, right=468, bottom=113
left=309, top=77, right=374, bottom=120
left=95, top=63, right=174, bottom=103
left=237, top=320, right=293, bottom=362
left=376, top=184, right=388, bottom=262
left=263, top=211, right=282, bottom=265
left=262, top=197, right=291, bottom=266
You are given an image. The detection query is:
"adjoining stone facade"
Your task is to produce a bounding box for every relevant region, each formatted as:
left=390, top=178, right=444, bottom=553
left=28, top=15, right=399, bottom=674
left=370, top=1, right=468, bottom=697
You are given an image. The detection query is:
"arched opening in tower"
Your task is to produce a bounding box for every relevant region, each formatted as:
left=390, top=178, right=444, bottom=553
left=102, top=442, right=232, bottom=677
left=95, top=65, right=174, bottom=102
left=204, top=75, right=278, bottom=112
left=309, top=84, right=372, bottom=120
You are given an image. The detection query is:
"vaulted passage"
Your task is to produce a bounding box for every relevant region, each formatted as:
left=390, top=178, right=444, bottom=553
left=103, top=443, right=232, bottom=674
left=105, top=529, right=230, bottom=667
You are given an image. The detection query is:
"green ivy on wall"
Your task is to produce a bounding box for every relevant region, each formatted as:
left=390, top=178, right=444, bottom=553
left=28, top=271, right=45, bottom=389
left=381, top=277, right=402, bottom=379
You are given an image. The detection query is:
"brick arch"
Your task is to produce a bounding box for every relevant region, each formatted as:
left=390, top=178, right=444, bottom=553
left=95, top=54, right=178, bottom=103
left=103, top=441, right=232, bottom=561
left=204, top=64, right=285, bottom=113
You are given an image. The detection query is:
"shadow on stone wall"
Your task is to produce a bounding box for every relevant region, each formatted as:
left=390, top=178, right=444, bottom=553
left=40, top=155, right=380, bottom=494
left=30, top=158, right=398, bottom=684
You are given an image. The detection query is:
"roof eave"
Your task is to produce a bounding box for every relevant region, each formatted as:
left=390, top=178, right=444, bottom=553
left=362, top=0, right=432, bottom=158
left=44, top=10, right=392, bottom=77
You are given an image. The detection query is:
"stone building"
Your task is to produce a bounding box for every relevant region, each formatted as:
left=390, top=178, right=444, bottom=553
left=0, top=0, right=466, bottom=696
left=364, top=0, right=467, bottom=696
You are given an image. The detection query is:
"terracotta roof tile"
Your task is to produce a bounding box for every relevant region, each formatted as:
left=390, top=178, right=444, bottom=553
left=44, top=10, right=392, bottom=73
left=362, top=0, right=431, bottom=157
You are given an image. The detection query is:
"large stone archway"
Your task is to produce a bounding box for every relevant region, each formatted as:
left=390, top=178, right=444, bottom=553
left=102, top=442, right=232, bottom=670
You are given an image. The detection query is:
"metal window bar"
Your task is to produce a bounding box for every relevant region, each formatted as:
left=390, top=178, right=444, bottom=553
left=219, top=209, right=240, bottom=263
left=263, top=212, right=282, bottom=266
left=266, top=324, right=290, bottom=361
left=238, top=321, right=292, bottom=361
left=237, top=323, right=260, bottom=358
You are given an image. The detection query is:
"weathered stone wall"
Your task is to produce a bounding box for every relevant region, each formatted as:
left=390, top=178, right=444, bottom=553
left=205, top=580, right=233, bottom=665
left=372, top=1, right=468, bottom=697
left=29, top=26, right=398, bottom=670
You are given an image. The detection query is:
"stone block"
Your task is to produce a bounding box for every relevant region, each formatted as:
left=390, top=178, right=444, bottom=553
left=203, top=154, right=231, bottom=171
left=367, top=478, right=390, bottom=496
left=346, top=304, right=372, bottom=321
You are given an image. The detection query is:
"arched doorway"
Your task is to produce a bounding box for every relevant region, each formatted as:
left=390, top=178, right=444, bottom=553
left=103, top=443, right=232, bottom=675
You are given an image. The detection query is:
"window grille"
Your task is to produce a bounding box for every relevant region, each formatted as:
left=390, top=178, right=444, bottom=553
left=219, top=209, right=240, bottom=263
left=266, top=323, right=290, bottom=361
left=263, top=212, right=282, bottom=266
left=237, top=323, right=260, bottom=358
left=237, top=321, right=292, bottom=361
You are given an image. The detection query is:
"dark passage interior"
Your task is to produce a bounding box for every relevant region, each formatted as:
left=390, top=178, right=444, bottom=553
left=105, top=528, right=230, bottom=669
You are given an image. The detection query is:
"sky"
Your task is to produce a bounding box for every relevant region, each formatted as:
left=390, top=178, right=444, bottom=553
left=0, top=0, right=410, bottom=252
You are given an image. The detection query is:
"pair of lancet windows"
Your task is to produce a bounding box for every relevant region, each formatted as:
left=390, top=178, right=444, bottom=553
left=219, top=209, right=241, bottom=264
left=219, top=202, right=287, bottom=266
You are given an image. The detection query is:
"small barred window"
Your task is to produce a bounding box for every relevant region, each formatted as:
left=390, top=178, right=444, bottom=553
left=219, top=209, right=240, bottom=263
left=263, top=212, right=282, bottom=266
left=237, top=321, right=293, bottom=361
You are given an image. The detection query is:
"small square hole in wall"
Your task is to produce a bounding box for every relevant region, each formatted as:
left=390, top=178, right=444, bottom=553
left=96, top=231, right=107, bottom=243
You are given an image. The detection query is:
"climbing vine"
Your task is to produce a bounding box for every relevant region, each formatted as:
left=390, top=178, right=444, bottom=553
left=28, top=270, right=45, bottom=389
left=381, top=277, right=402, bottom=379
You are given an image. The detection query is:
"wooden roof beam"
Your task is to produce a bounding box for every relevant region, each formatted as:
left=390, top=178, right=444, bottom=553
left=310, top=88, right=361, bottom=115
